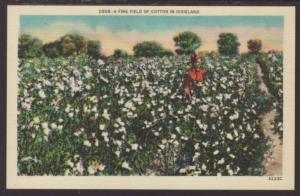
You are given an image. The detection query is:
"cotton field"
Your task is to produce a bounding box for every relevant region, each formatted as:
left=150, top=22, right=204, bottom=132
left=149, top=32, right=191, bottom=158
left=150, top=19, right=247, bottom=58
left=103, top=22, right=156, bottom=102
left=17, top=53, right=282, bottom=176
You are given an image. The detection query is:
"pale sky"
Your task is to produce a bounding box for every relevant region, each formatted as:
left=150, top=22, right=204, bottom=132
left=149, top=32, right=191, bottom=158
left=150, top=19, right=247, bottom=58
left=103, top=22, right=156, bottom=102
left=20, top=16, right=283, bottom=55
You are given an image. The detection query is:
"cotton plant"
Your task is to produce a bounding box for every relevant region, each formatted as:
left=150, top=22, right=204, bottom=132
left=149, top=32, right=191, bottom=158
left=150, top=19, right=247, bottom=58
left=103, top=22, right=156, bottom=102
left=17, top=53, right=280, bottom=176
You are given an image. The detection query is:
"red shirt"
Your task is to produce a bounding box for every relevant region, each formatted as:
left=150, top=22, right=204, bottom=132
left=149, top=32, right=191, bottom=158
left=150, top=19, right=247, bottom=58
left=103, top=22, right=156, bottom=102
left=188, top=68, right=206, bottom=83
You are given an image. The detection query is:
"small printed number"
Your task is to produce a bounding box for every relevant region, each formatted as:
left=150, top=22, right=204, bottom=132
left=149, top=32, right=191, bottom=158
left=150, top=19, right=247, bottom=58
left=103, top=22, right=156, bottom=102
left=268, top=176, right=282, bottom=181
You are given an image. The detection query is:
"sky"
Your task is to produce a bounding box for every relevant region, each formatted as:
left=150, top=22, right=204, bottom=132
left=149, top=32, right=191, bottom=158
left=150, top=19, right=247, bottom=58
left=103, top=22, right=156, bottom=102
left=20, top=15, right=284, bottom=55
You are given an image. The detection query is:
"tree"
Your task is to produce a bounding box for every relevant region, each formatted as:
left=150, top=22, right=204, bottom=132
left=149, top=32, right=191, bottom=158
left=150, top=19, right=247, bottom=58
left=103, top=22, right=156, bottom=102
left=247, top=39, right=262, bottom=54
left=113, top=49, right=128, bottom=59
left=133, top=41, right=170, bottom=57
left=18, top=33, right=44, bottom=59
left=43, top=41, right=61, bottom=58
left=59, top=34, right=88, bottom=57
left=87, top=40, right=101, bottom=59
left=217, top=33, right=240, bottom=56
left=173, top=31, right=201, bottom=55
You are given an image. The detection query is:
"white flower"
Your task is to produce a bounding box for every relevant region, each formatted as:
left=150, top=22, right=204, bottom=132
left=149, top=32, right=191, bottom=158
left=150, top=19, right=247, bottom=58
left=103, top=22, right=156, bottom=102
left=226, top=133, right=234, bottom=140
left=58, top=125, right=63, bottom=130
left=50, top=123, right=57, bottom=129
left=171, top=134, right=176, bottom=139
left=99, top=124, right=105, bottom=131
left=179, top=168, right=186, bottom=174
left=83, top=140, right=91, bottom=147
left=201, top=164, right=207, bottom=170
left=131, top=143, right=139, bottom=151
left=229, top=111, right=239, bottom=120
left=254, top=134, right=260, bottom=139
left=159, top=144, right=165, bottom=150
left=202, top=142, right=208, bottom=148
left=229, top=154, right=235, bottom=159
left=175, top=127, right=181, bottom=133
left=21, top=156, right=32, bottom=162
left=213, top=150, right=219, bottom=155
left=115, top=150, right=120, bottom=157
left=38, top=90, right=46, bottom=99
left=101, top=132, right=109, bottom=142
left=88, top=166, right=96, bottom=174
left=193, top=152, right=200, bottom=161
left=43, top=128, right=51, bottom=135
left=217, top=158, right=225, bottom=164
left=33, top=117, right=40, bottom=124
left=121, top=161, right=132, bottom=170
left=41, top=122, right=48, bottom=129
left=102, top=109, right=110, bottom=120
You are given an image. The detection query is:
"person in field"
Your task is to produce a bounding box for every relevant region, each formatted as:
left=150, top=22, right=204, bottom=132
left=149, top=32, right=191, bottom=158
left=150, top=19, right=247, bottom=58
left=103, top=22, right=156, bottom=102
left=184, top=54, right=206, bottom=100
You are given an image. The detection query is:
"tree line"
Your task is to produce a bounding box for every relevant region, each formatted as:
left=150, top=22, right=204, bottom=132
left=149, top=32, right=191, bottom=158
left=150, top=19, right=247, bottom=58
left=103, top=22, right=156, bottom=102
left=18, top=31, right=263, bottom=60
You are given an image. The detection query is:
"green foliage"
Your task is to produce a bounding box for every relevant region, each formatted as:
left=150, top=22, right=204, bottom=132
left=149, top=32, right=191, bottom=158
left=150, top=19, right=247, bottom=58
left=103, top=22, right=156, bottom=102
left=173, top=31, right=202, bottom=55
left=133, top=41, right=172, bottom=57
left=18, top=33, right=44, bottom=59
left=256, top=51, right=283, bottom=138
left=87, top=40, right=101, bottom=59
left=217, top=33, right=240, bottom=56
left=113, top=49, right=129, bottom=59
left=247, top=39, right=262, bottom=54
left=59, top=34, right=88, bottom=57
left=43, top=41, right=61, bottom=58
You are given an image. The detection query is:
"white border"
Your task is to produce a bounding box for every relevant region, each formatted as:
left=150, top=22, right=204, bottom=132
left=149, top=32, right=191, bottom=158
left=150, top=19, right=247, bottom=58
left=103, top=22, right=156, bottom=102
left=7, top=6, right=295, bottom=190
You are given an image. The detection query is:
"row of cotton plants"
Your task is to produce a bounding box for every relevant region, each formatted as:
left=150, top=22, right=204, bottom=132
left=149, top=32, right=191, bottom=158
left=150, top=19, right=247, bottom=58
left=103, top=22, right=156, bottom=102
left=18, top=54, right=271, bottom=176
left=257, top=51, right=283, bottom=138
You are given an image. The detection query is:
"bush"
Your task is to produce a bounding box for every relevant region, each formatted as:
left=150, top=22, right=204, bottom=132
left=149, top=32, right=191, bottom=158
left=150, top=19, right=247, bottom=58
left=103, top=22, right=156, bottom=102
left=18, top=33, right=44, bottom=59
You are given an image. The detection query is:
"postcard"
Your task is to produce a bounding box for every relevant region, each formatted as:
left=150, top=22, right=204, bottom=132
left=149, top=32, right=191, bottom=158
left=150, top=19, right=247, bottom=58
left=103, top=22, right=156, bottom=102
left=6, top=5, right=295, bottom=189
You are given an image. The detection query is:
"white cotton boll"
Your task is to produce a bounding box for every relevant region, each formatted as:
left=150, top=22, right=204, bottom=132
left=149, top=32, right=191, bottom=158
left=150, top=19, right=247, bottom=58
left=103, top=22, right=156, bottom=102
left=202, top=142, right=208, bottom=148
left=171, top=134, right=176, bottom=139
left=131, top=143, right=139, bottom=151
left=159, top=144, right=165, bottom=150
left=194, top=143, right=200, bottom=150
left=43, top=128, right=51, bottom=136
left=213, top=150, right=219, bottom=155
left=83, top=140, right=91, bottom=147
left=175, top=127, right=181, bottom=134
left=95, top=139, right=99, bottom=147
left=38, top=90, right=46, bottom=99
left=33, top=117, right=40, bottom=124
left=122, top=162, right=132, bottom=170
left=88, top=166, right=96, bottom=175
left=115, top=150, right=120, bottom=157
left=50, top=123, right=57, bottom=129
left=42, top=122, right=48, bottom=129
left=254, top=134, right=260, bottom=139
left=192, top=152, right=200, bottom=162
left=99, top=124, right=105, bottom=131
left=179, top=168, right=186, bottom=174
left=68, top=112, right=74, bottom=118
left=217, top=158, right=225, bottom=164
left=226, top=133, right=234, bottom=140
